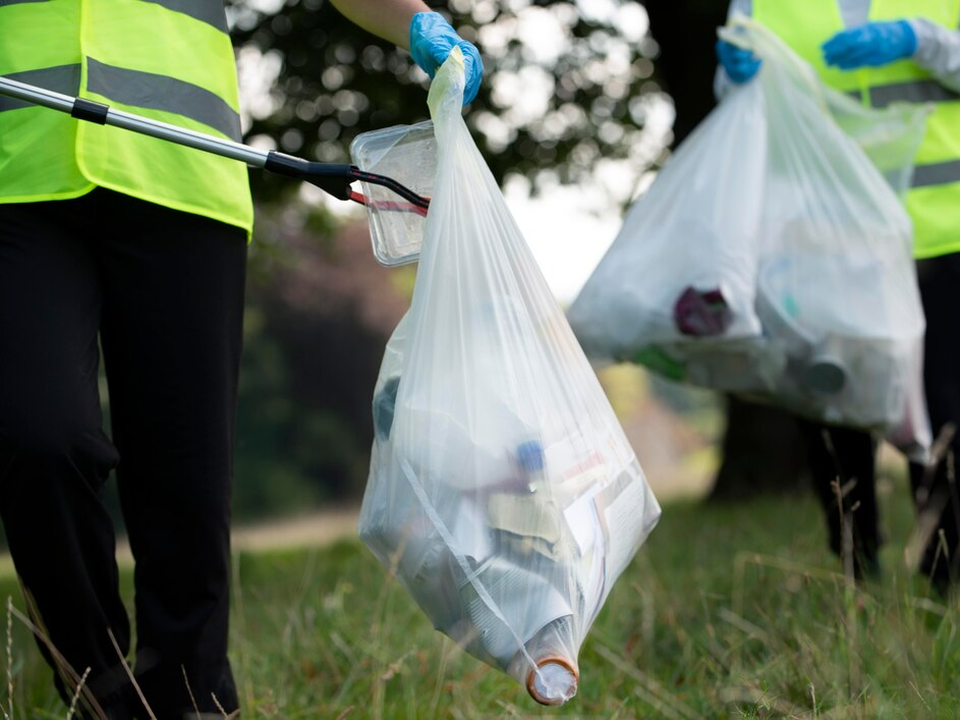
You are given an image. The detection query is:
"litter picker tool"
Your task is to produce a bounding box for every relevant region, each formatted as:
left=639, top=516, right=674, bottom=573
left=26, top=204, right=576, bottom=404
left=0, top=74, right=431, bottom=216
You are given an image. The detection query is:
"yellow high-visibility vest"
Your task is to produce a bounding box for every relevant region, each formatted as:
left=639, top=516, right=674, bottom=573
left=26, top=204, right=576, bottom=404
left=754, top=0, right=960, bottom=259
left=0, top=0, right=253, bottom=234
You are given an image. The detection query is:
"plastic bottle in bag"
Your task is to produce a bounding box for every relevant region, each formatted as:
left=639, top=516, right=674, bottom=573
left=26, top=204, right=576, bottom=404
left=358, top=48, right=660, bottom=706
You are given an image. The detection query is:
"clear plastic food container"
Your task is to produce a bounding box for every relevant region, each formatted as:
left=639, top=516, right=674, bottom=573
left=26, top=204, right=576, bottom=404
left=350, top=120, right=436, bottom=267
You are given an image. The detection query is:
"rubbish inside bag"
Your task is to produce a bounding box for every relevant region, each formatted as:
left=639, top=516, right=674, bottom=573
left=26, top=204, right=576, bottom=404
left=674, top=287, right=732, bottom=337
left=363, top=421, right=654, bottom=705
left=359, top=49, right=660, bottom=706
left=365, top=318, right=655, bottom=701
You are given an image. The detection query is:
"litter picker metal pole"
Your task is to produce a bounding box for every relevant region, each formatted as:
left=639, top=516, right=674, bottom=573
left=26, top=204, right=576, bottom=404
left=0, top=74, right=430, bottom=214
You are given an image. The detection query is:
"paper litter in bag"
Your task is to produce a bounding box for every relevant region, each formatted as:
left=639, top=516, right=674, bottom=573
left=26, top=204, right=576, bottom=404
left=568, top=17, right=929, bottom=455
left=359, top=48, right=661, bottom=706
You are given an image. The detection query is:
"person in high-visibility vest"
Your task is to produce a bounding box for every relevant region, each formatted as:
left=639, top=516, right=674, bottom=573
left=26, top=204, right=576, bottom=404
left=717, top=0, right=960, bottom=592
left=0, top=2, right=481, bottom=718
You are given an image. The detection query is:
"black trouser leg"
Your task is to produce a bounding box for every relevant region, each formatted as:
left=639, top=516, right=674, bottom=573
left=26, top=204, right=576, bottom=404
left=909, top=253, right=960, bottom=593
left=799, top=420, right=881, bottom=577
left=94, top=192, right=247, bottom=719
left=0, top=198, right=131, bottom=718
left=0, top=189, right=247, bottom=719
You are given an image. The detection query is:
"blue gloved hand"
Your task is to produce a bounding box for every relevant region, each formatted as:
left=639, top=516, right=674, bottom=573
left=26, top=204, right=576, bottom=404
left=716, top=38, right=761, bottom=83
left=410, top=12, right=483, bottom=105
left=822, top=20, right=917, bottom=69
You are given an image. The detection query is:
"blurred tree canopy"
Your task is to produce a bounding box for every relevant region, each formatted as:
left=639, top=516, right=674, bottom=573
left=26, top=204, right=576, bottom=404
left=228, top=0, right=670, bottom=204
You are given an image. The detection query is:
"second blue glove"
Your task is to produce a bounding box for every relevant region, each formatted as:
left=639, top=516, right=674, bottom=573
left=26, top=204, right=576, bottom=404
left=716, top=39, right=761, bottom=83
left=410, top=12, right=483, bottom=105
left=822, top=20, right=917, bottom=69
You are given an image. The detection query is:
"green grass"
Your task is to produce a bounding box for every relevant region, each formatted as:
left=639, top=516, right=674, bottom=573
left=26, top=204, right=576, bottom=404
left=2, top=480, right=958, bottom=719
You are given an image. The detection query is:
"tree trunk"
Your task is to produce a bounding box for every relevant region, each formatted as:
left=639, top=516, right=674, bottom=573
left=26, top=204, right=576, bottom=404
left=709, top=397, right=810, bottom=500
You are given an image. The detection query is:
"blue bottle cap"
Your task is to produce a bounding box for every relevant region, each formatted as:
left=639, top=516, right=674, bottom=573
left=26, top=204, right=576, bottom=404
left=516, top=440, right=544, bottom=472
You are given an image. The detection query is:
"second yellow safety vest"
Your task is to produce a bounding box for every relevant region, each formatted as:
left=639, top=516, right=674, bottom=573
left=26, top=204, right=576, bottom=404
left=753, top=0, right=960, bottom=258
left=754, top=0, right=960, bottom=259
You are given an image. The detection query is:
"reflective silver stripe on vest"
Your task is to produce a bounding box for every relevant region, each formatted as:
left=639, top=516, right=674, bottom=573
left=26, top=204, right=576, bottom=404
left=912, top=160, right=960, bottom=188
left=0, top=64, right=80, bottom=112
left=87, top=57, right=241, bottom=140
left=139, top=0, right=228, bottom=34
left=868, top=79, right=960, bottom=108
left=0, top=1, right=226, bottom=29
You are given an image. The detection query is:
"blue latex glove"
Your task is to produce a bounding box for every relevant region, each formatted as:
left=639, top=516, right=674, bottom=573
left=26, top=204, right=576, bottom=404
left=822, top=20, right=917, bottom=69
left=716, top=39, right=761, bottom=83
left=410, top=12, right=483, bottom=105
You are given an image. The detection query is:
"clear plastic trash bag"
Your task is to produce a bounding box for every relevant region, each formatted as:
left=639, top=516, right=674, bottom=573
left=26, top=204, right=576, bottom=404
left=569, top=17, right=930, bottom=456
left=358, top=48, right=661, bottom=706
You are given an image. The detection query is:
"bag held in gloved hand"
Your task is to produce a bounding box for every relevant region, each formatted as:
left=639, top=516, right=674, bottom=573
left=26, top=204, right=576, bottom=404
left=359, top=48, right=661, bottom=706
left=569, top=16, right=930, bottom=457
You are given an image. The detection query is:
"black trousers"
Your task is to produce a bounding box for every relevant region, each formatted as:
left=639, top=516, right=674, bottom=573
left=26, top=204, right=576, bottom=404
left=0, top=189, right=247, bottom=719
left=802, top=251, right=960, bottom=591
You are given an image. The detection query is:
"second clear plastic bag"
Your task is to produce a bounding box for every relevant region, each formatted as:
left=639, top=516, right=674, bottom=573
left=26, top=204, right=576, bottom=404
left=569, top=16, right=930, bottom=455
left=359, top=49, right=661, bottom=706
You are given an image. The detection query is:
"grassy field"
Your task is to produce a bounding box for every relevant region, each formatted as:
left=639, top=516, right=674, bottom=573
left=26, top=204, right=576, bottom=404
left=2, top=478, right=958, bottom=719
